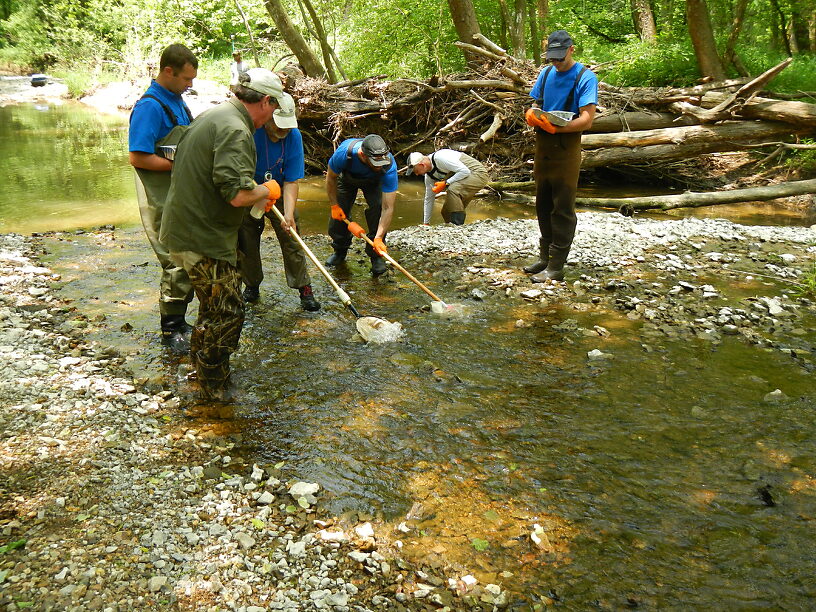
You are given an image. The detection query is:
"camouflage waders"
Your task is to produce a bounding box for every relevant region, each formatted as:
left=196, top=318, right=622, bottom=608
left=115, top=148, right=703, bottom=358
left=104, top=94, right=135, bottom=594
left=185, top=256, right=245, bottom=398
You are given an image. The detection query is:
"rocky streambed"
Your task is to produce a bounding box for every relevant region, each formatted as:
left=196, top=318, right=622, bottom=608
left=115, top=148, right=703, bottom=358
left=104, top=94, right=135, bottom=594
left=1, top=210, right=815, bottom=611
left=0, top=234, right=511, bottom=611
left=390, top=214, right=816, bottom=373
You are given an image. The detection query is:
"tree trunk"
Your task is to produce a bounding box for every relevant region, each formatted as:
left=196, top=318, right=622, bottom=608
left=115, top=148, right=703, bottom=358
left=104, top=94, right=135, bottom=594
left=701, top=91, right=816, bottom=126
left=580, top=120, right=801, bottom=150
left=581, top=121, right=802, bottom=168
left=791, top=5, right=812, bottom=53
left=528, top=0, right=540, bottom=64
left=447, top=0, right=483, bottom=65
left=536, top=0, right=549, bottom=42
left=723, top=0, right=749, bottom=75
left=509, top=0, right=526, bottom=57
left=686, top=0, right=726, bottom=80
left=578, top=179, right=816, bottom=212
left=769, top=0, right=794, bottom=55
left=233, top=0, right=261, bottom=67
left=297, top=0, right=342, bottom=83
left=264, top=0, right=327, bottom=79
left=588, top=111, right=699, bottom=132
left=497, top=0, right=510, bottom=50
left=630, top=0, right=657, bottom=43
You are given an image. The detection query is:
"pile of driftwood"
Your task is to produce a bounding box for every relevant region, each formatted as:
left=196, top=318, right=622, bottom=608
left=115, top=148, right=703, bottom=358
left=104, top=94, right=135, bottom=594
left=285, top=35, right=816, bottom=212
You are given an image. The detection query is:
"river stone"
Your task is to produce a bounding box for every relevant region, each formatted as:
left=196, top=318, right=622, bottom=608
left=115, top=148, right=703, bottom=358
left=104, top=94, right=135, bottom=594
left=289, top=481, right=320, bottom=497
left=147, top=576, right=167, bottom=592
left=763, top=388, right=788, bottom=403
left=257, top=491, right=275, bottom=505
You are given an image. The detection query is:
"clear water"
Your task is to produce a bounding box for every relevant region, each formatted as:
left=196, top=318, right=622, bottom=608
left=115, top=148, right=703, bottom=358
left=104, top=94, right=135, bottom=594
left=8, top=101, right=816, bottom=608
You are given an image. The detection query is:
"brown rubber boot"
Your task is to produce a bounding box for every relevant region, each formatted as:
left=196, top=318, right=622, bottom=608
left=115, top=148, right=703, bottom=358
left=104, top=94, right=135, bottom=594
left=523, top=239, right=550, bottom=274
left=532, top=245, right=569, bottom=283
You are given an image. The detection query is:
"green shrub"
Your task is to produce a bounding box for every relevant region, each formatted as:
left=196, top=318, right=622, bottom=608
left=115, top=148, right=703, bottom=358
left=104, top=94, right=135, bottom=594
left=740, top=50, right=816, bottom=96
left=596, top=38, right=701, bottom=87
left=782, top=138, right=816, bottom=174
left=795, top=264, right=816, bottom=298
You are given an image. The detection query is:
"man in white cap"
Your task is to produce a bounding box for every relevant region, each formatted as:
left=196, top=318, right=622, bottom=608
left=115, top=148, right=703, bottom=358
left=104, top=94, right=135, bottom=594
left=524, top=29, right=597, bottom=282
left=237, top=90, right=321, bottom=311
left=405, top=150, right=489, bottom=225
left=160, top=68, right=291, bottom=400
left=325, top=134, right=398, bottom=276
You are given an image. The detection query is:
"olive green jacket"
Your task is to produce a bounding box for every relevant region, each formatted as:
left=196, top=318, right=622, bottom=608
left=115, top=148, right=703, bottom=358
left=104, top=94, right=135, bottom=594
left=160, top=98, right=257, bottom=266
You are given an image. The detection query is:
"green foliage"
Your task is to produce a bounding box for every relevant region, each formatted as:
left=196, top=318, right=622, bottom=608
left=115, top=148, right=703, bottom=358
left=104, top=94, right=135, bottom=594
left=783, top=138, right=816, bottom=175
left=796, top=264, right=816, bottom=298
left=741, top=50, right=816, bottom=95
left=598, top=37, right=702, bottom=87
left=336, top=0, right=464, bottom=78
left=0, top=0, right=813, bottom=89
left=471, top=537, right=489, bottom=551
left=0, top=539, right=26, bottom=554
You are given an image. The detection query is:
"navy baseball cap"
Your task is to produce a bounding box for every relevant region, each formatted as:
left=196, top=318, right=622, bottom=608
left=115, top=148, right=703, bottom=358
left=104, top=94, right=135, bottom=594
left=546, top=30, right=573, bottom=60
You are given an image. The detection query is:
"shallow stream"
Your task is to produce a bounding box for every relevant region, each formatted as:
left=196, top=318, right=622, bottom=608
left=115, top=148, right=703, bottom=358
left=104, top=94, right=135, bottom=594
left=4, top=101, right=816, bottom=607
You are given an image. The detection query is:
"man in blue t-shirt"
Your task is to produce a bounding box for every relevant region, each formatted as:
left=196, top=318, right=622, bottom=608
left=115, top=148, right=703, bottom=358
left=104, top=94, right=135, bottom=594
left=524, top=30, right=598, bottom=282
left=237, top=94, right=321, bottom=312
left=128, top=43, right=198, bottom=352
left=325, top=134, right=398, bottom=276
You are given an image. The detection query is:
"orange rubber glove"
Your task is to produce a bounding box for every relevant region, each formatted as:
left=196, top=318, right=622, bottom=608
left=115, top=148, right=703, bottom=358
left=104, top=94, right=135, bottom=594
left=347, top=221, right=366, bottom=238
left=432, top=180, right=447, bottom=194
left=372, top=237, right=387, bottom=255
left=330, top=204, right=346, bottom=221
left=263, top=179, right=281, bottom=202
left=525, top=108, right=556, bottom=134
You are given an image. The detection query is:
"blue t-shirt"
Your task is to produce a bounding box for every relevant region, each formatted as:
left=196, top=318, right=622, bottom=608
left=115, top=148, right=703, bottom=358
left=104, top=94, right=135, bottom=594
left=529, top=62, right=598, bottom=115
left=327, top=138, right=399, bottom=193
left=253, top=127, right=305, bottom=185
left=128, top=80, right=192, bottom=154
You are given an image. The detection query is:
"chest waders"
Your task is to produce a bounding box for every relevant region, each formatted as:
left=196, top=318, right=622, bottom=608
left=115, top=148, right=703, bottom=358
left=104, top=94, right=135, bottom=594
left=129, top=95, right=195, bottom=347
left=526, top=65, right=587, bottom=281
left=327, top=140, right=388, bottom=275
left=434, top=153, right=489, bottom=225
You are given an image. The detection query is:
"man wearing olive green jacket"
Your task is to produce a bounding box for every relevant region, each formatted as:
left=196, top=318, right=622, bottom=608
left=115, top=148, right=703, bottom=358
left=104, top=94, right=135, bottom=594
left=160, top=69, right=291, bottom=400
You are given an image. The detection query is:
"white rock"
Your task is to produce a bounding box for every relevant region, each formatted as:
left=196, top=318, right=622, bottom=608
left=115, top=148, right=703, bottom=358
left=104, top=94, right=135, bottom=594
left=257, top=491, right=275, bottom=505
left=354, top=522, right=375, bottom=539
left=348, top=551, right=369, bottom=563
left=288, top=481, right=320, bottom=497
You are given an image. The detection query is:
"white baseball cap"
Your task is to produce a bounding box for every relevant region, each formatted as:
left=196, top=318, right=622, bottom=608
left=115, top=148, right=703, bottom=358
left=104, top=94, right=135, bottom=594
left=242, top=68, right=284, bottom=98
left=272, top=92, right=298, bottom=129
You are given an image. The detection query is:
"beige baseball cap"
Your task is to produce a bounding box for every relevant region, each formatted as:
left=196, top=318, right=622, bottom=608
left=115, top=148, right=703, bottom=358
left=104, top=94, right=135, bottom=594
left=272, top=92, right=298, bottom=129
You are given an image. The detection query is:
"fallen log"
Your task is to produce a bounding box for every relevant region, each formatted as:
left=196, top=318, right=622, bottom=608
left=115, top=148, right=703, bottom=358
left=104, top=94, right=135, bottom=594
left=588, top=111, right=698, bottom=133
left=489, top=179, right=816, bottom=213
left=600, top=79, right=749, bottom=107
left=581, top=121, right=804, bottom=167
left=701, top=91, right=816, bottom=127
left=584, top=178, right=816, bottom=214
left=669, top=58, right=793, bottom=123
left=581, top=120, right=800, bottom=150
